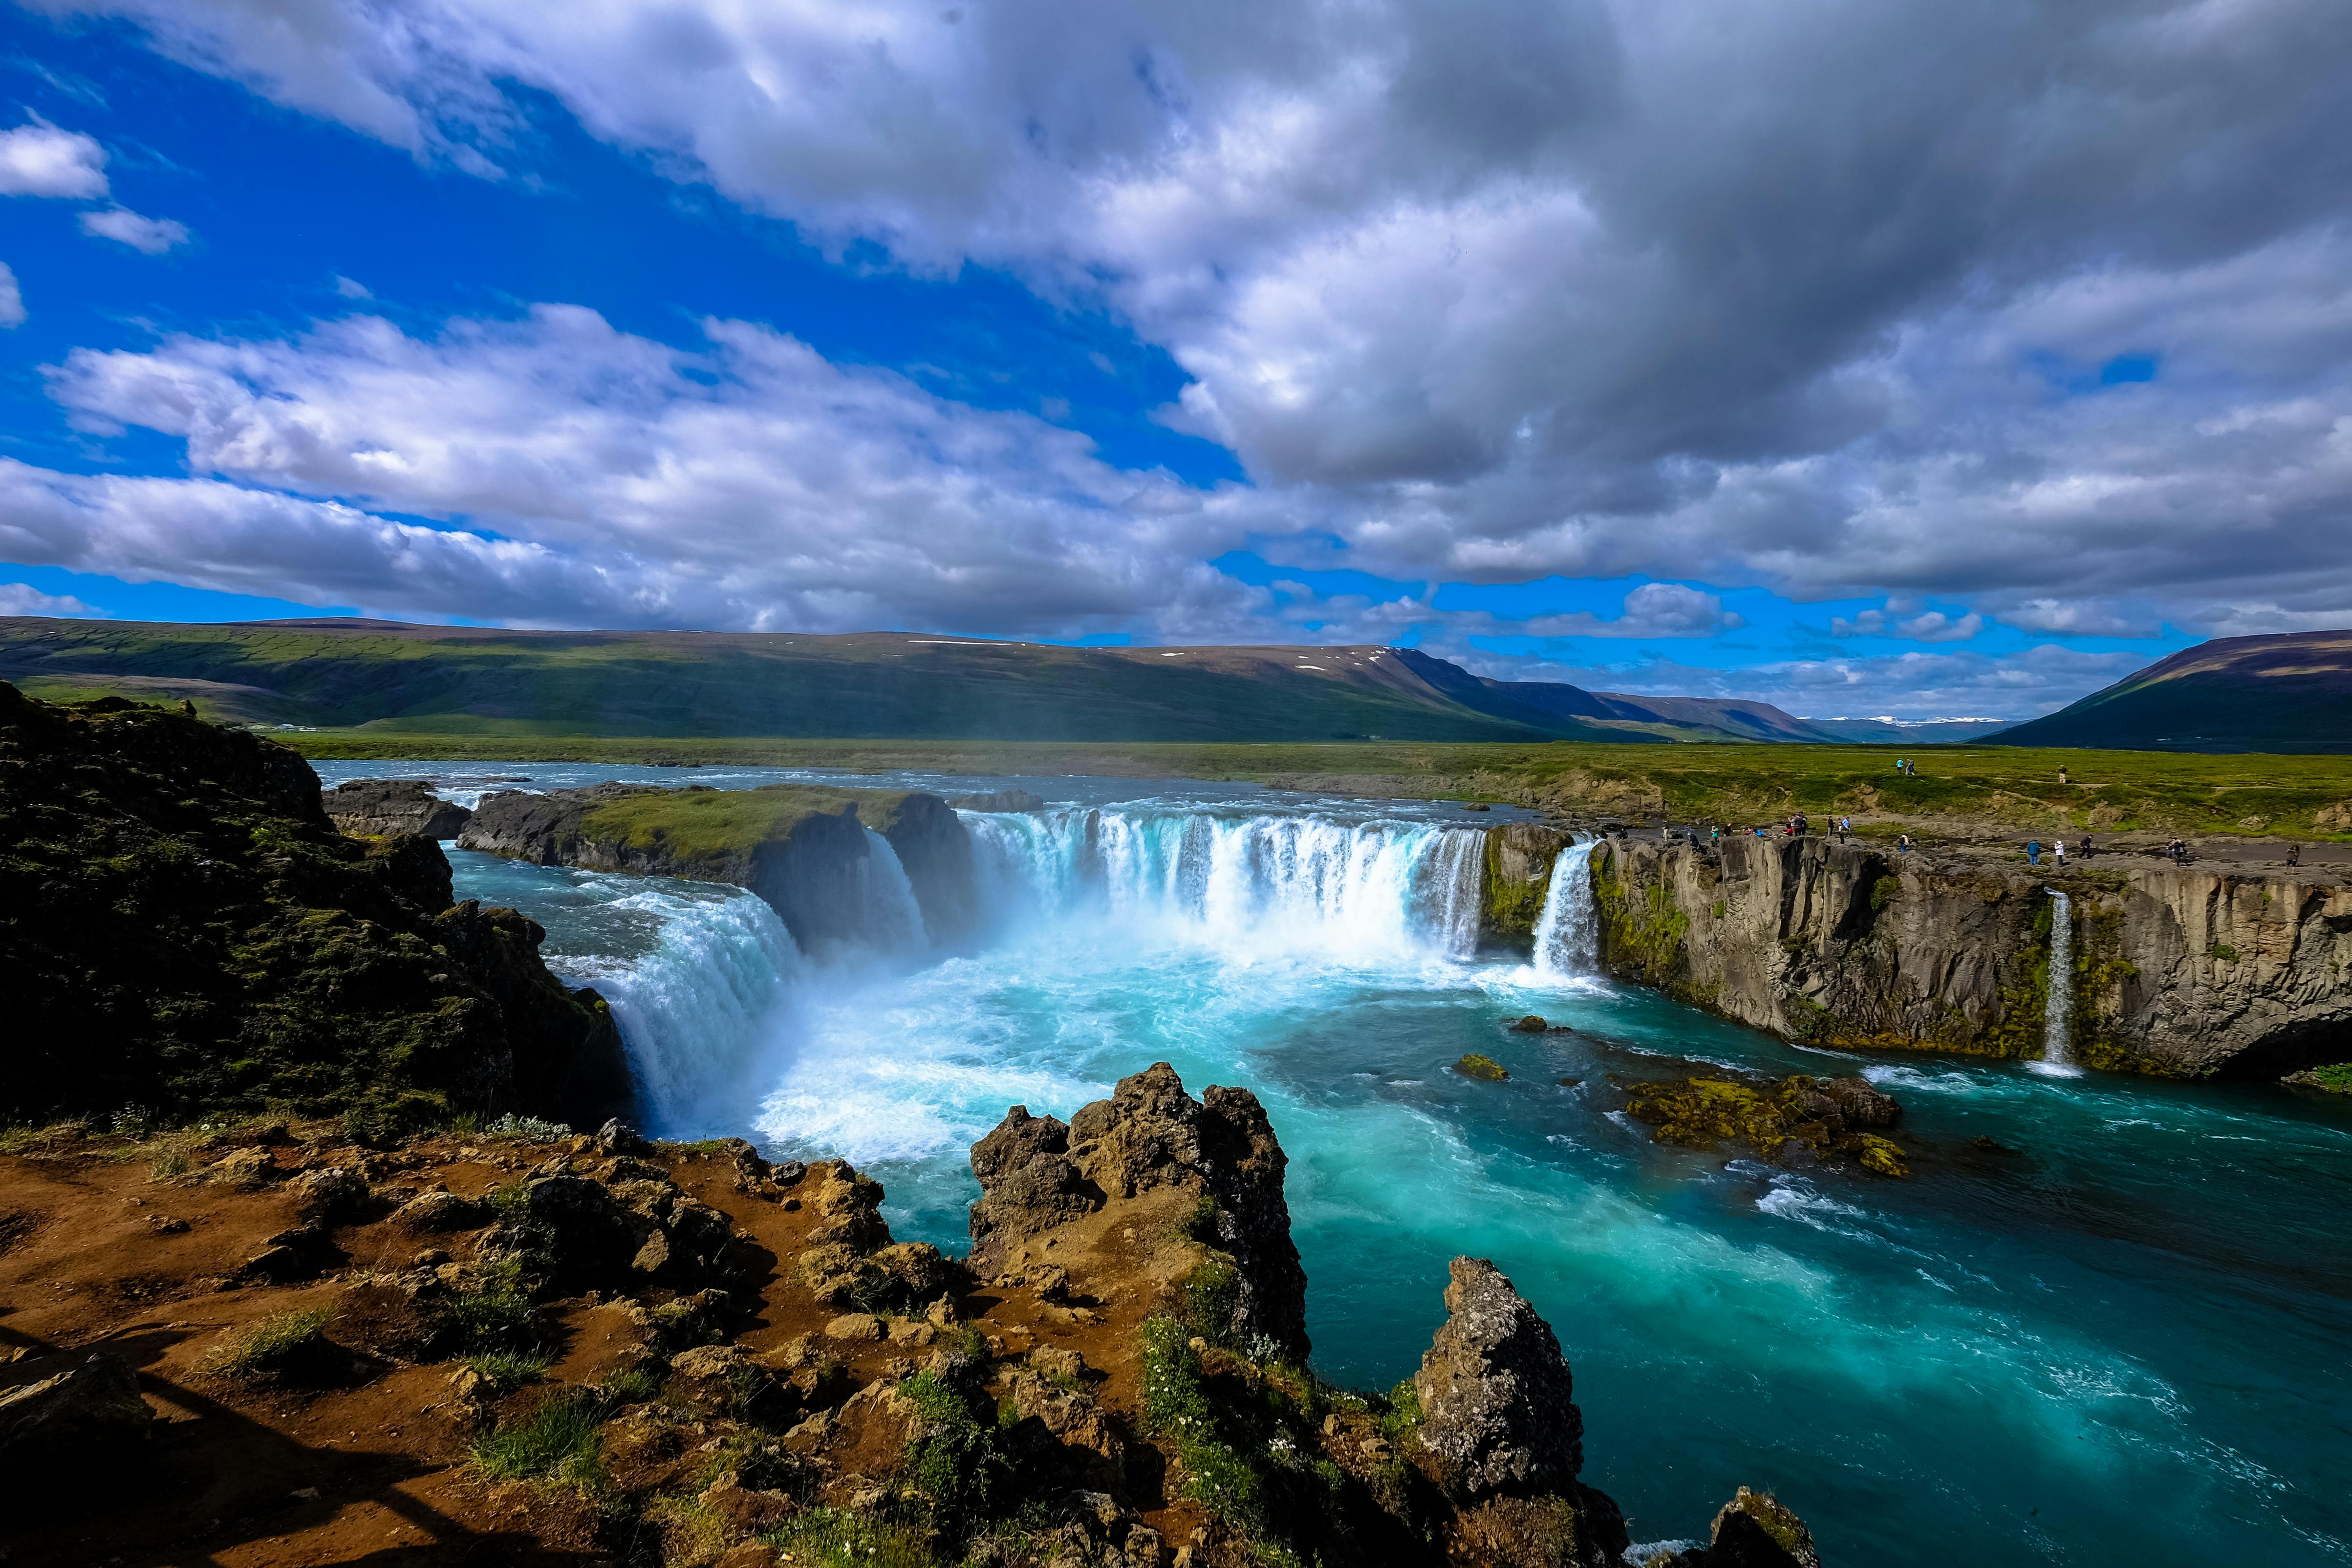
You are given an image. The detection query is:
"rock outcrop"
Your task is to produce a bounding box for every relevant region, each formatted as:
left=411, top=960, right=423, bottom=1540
left=969, top=1062, right=1309, bottom=1359
left=1414, top=1257, right=1584, bottom=1495
left=1483, top=823, right=1572, bottom=940
left=1589, top=833, right=2352, bottom=1078
left=0, top=683, right=629, bottom=1129
left=950, top=789, right=1047, bottom=812
left=321, top=777, right=473, bottom=838
left=459, top=781, right=985, bottom=954
left=0, top=1350, right=154, bottom=1466
left=1622, top=1074, right=1909, bottom=1176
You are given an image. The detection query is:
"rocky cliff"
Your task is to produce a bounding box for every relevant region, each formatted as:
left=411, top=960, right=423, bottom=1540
left=457, top=781, right=984, bottom=954
left=0, top=683, right=629, bottom=1129
left=3, top=1062, right=1824, bottom=1568
left=321, top=776, right=474, bottom=838
left=1483, top=822, right=1572, bottom=941
left=1586, top=834, right=2352, bottom=1078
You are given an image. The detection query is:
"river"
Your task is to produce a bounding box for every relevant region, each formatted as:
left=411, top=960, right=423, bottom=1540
left=320, top=761, right=2352, bottom=1565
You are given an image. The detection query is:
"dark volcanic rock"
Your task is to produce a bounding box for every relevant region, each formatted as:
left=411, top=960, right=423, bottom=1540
left=0, top=683, right=630, bottom=1128
left=0, top=1350, right=154, bottom=1463
left=1414, top=1256, right=1584, bottom=1496
left=1817, top=1074, right=1901, bottom=1130
left=322, top=777, right=472, bottom=838
left=1664, top=1488, right=1822, bottom=1568
left=969, top=1062, right=1311, bottom=1359
left=457, top=782, right=662, bottom=864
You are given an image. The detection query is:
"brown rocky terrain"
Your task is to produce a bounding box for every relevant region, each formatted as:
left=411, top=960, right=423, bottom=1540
left=0, top=1065, right=1815, bottom=1568
left=323, top=778, right=476, bottom=839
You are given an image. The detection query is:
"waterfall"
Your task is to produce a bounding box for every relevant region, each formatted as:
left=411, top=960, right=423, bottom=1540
left=856, top=828, right=931, bottom=958
left=2035, top=888, right=2081, bottom=1076
left=1531, top=839, right=1600, bottom=977
left=961, top=807, right=1488, bottom=960
left=544, top=879, right=804, bottom=1132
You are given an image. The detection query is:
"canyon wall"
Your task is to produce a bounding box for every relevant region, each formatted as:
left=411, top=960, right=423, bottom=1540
left=1584, top=835, right=2352, bottom=1078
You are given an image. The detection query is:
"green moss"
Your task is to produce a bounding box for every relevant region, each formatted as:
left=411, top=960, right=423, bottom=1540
left=577, top=782, right=918, bottom=862
left=1480, top=832, right=1552, bottom=939
left=1594, top=866, right=1693, bottom=991
left=1623, top=1074, right=1911, bottom=1176
left=1177, top=1257, right=1244, bottom=1344
left=1454, top=1053, right=1509, bottom=1082
left=2210, top=943, right=2239, bottom=962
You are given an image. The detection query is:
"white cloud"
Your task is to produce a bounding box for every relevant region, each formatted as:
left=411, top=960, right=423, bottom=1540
left=36, top=305, right=1264, bottom=634
left=0, top=580, right=98, bottom=617
left=1831, top=604, right=1982, bottom=642
left=77, top=206, right=191, bottom=254
left=1999, top=599, right=2142, bottom=636
left=332, top=274, right=372, bottom=298
left=0, top=262, right=23, bottom=328
left=0, top=119, right=108, bottom=198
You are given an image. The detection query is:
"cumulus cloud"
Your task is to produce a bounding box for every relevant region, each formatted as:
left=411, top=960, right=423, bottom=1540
left=1999, top=599, right=2142, bottom=637
left=0, top=262, right=23, bottom=328
left=77, top=205, right=191, bottom=254
left=35, top=305, right=1265, bottom=633
left=0, top=119, right=108, bottom=198
left=26, top=0, right=2352, bottom=624
left=1833, top=604, right=1983, bottom=642
left=0, top=580, right=98, bottom=617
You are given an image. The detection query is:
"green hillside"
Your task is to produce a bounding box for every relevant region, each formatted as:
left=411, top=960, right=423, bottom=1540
left=1997, top=631, right=2352, bottom=753
left=0, top=617, right=1693, bottom=746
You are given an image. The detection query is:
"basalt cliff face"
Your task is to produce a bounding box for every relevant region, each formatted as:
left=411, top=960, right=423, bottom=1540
left=0, top=684, right=629, bottom=1129
left=456, top=782, right=983, bottom=954
left=1587, top=835, right=2352, bottom=1077
left=2, top=1062, right=1822, bottom=1568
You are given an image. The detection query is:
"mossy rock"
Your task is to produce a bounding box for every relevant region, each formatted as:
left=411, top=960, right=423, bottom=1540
left=1623, top=1072, right=1912, bottom=1177
left=1455, top=1054, right=1510, bottom=1082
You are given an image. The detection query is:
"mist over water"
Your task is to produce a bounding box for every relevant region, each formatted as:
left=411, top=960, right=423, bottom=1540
left=403, top=767, right=2352, bottom=1566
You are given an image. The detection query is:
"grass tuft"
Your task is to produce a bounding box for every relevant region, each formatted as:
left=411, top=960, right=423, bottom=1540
left=461, top=1349, right=552, bottom=1395
left=199, top=1307, right=335, bottom=1381
left=469, top=1390, right=603, bottom=1484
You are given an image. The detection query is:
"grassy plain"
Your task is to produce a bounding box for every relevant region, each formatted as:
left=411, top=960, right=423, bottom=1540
left=281, top=730, right=2352, bottom=838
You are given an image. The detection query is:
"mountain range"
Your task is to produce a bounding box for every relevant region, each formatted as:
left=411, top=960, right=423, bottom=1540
left=1995, top=631, right=2352, bottom=753
left=0, top=616, right=1883, bottom=746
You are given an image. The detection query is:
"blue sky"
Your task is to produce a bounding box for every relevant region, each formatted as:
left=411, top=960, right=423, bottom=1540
left=2, top=0, right=2345, bottom=720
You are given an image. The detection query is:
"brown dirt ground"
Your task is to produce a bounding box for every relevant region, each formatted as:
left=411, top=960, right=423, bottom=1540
left=0, top=1128, right=1205, bottom=1568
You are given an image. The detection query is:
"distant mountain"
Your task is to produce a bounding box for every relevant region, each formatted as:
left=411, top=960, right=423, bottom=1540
left=1994, top=631, right=2352, bottom=753
left=0, top=618, right=1655, bottom=745
left=1797, top=717, right=2016, bottom=745
left=0, top=615, right=1951, bottom=747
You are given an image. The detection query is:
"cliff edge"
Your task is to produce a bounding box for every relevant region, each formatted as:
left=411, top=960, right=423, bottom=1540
left=0, top=683, right=630, bottom=1130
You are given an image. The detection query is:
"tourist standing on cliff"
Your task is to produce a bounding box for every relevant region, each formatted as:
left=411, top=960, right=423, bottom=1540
left=1838, top=815, right=1851, bottom=841
left=2028, top=840, right=2042, bottom=865
left=2054, top=839, right=2067, bottom=865
left=1897, top=833, right=1913, bottom=853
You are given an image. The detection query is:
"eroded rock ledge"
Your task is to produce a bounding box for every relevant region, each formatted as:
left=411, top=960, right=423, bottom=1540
left=1, top=1062, right=1823, bottom=1568
left=1587, top=832, right=2352, bottom=1079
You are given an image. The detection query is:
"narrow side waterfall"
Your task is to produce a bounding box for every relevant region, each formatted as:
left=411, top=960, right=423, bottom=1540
left=2037, top=888, right=2080, bottom=1075
left=1531, top=838, right=1600, bottom=977
left=962, top=808, right=1490, bottom=959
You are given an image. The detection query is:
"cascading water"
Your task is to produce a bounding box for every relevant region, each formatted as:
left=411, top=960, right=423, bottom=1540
left=1531, top=838, right=1599, bottom=977
left=856, top=828, right=931, bottom=958
left=533, top=876, right=804, bottom=1133
left=2034, top=888, right=2080, bottom=1076
left=961, top=807, right=1489, bottom=959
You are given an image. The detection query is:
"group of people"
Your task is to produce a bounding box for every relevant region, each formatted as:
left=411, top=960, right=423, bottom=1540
left=2026, top=835, right=2097, bottom=867
left=1894, top=757, right=1920, bottom=776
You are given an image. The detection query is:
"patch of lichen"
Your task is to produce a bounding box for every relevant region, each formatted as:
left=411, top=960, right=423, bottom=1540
left=1622, top=1074, right=1910, bottom=1175
left=578, top=782, right=917, bottom=861
left=1480, top=831, right=1552, bottom=939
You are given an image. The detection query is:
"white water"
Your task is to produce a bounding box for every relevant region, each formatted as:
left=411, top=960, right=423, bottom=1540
left=962, top=808, right=1490, bottom=961
left=2033, top=888, right=2081, bottom=1077
left=1531, top=838, right=1599, bottom=977
left=855, top=827, right=931, bottom=959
